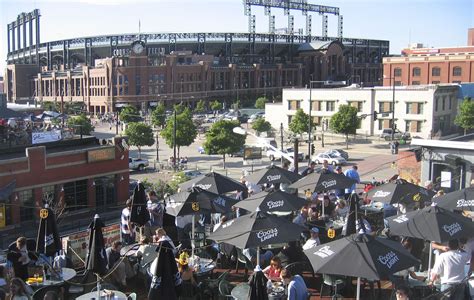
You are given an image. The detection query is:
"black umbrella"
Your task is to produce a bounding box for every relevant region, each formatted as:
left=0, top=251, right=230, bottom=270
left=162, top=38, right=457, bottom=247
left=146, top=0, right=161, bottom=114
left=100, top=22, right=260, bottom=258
left=366, top=180, right=435, bottom=206
left=36, top=206, right=62, bottom=257
left=289, top=172, right=357, bottom=192
left=165, top=186, right=238, bottom=217
left=304, top=234, right=419, bottom=299
left=85, top=214, right=107, bottom=276
left=130, top=182, right=150, bottom=227
left=208, top=210, right=304, bottom=250
left=246, top=164, right=302, bottom=185
left=148, top=240, right=182, bottom=300
left=432, top=187, right=474, bottom=211
left=386, top=205, right=474, bottom=243
left=179, top=171, right=246, bottom=194
left=234, top=190, right=307, bottom=214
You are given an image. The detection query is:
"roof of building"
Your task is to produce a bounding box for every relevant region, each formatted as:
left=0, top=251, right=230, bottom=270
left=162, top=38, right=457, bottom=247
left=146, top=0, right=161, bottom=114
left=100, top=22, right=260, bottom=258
left=297, top=41, right=333, bottom=52
left=411, top=136, right=474, bottom=151
left=284, top=84, right=459, bottom=93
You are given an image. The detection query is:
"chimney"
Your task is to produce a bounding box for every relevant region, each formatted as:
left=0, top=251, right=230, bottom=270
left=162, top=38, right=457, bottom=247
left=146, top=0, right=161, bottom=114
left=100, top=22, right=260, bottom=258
left=468, top=28, right=474, bottom=46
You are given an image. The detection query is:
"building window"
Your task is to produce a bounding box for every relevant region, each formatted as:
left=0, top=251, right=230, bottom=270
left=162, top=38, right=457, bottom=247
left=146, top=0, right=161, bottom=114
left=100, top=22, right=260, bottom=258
left=288, top=100, right=301, bottom=110
left=417, top=103, right=424, bottom=114
left=452, top=80, right=461, bottom=84
left=435, top=97, right=439, bottom=112
left=405, top=120, right=411, bottom=132
left=449, top=97, right=452, bottom=109
left=394, top=68, right=402, bottom=77
left=326, top=101, right=335, bottom=112
left=406, top=103, right=412, bottom=114
left=378, top=101, right=392, bottom=113
left=95, top=176, right=116, bottom=209
left=349, top=101, right=363, bottom=112
left=453, top=67, right=462, bottom=77
left=432, top=67, right=441, bottom=77
left=405, top=120, right=423, bottom=133
left=395, top=81, right=402, bottom=86
left=42, top=185, right=56, bottom=206
left=288, top=115, right=292, bottom=124
left=442, top=96, right=446, bottom=110
left=412, top=68, right=421, bottom=77
left=18, top=190, right=35, bottom=223
left=64, top=180, right=88, bottom=211
left=412, top=81, right=420, bottom=85
left=432, top=81, right=440, bottom=84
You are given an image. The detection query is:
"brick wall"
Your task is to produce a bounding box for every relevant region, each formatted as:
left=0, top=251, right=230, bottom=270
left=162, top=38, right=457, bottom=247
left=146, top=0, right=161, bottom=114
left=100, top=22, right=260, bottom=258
left=397, top=150, right=421, bottom=184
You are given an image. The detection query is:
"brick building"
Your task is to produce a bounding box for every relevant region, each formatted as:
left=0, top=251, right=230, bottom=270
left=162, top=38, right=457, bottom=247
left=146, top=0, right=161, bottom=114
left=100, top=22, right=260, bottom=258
left=383, top=28, right=474, bottom=86
left=0, top=136, right=129, bottom=248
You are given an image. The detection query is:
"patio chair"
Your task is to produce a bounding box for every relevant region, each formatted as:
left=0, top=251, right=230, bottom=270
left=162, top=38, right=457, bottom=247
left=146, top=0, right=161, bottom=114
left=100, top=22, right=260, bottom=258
left=235, top=249, right=253, bottom=279
left=320, top=274, right=344, bottom=300
left=218, top=280, right=236, bottom=299
left=127, top=292, right=137, bottom=300
left=31, top=285, right=63, bottom=300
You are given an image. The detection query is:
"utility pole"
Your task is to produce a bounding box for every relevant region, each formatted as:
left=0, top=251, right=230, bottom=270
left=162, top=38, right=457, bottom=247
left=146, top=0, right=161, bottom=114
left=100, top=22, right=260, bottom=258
left=280, top=123, right=284, bottom=166
left=391, top=75, right=396, bottom=141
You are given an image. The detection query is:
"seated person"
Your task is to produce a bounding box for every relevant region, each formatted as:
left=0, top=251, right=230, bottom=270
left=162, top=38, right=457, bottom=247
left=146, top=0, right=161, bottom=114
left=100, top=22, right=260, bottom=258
left=276, top=241, right=305, bottom=267
left=7, top=237, right=36, bottom=281
left=292, top=208, right=308, bottom=227
left=262, top=256, right=283, bottom=281
left=393, top=239, right=426, bottom=283
left=43, top=290, right=60, bottom=300
left=177, top=252, right=197, bottom=286
left=334, top=199, right=349, bottom=218
left=136, top=237, right=157, bottom=275
left=243, top=248, right=273, bottom=267
left=154, top=228, right=177, bottom=255
left=302, top=227, right=321, bottom=250
left=280, top=269, right=309, bottom=300
left=316, top=196, right=336, bottom=218
left=105, top=241, right=135, bottom=288
left=8, top=277, right=32, bottom=300
left=395, top=285, right=411, bottom=300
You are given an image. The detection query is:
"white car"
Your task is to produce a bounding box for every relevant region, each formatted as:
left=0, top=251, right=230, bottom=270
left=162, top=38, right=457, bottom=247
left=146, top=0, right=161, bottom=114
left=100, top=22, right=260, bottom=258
left=312, top=153, right=346, bottom=166
left=267, top=147, right=304, bottom=161
left=248, top=112, right=265, bottom=123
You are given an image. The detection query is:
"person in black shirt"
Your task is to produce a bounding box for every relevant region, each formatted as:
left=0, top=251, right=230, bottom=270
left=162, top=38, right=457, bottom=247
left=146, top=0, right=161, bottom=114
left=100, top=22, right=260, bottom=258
left=317, top=196, right=336, bottom=218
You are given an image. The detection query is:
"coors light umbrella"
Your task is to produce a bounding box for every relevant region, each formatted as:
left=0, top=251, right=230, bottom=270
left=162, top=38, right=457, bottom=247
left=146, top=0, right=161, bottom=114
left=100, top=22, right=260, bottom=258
left=386, top=205, right=474, bottom=276
left=366, top=180, right=435, bottom=206
left=166, top=186, right=238, bottom=257
left=234, top=190, right=307, bottom=214
left=289, top=171, right=357, bottom=193
left=208, top=210, right=304, bottom=266
left=148, top=240, right=182, bottom=300
left=432, top=187, right=474, bottom=212
left=36, top=204, right=62, bottom=257
left=304, top=233, right=419, bottom=299
left=179, top=171, right=246, bottom=194
left=246, top=164, right=302, bottom=185
left=85, top=214, right=108, bottom=299
left=130, top=182, right=150, bottom=232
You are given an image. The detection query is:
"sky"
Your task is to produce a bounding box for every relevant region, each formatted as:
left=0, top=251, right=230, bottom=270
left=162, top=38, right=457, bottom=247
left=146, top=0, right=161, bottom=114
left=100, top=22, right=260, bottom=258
left=0, top=0, right=473, bottom=74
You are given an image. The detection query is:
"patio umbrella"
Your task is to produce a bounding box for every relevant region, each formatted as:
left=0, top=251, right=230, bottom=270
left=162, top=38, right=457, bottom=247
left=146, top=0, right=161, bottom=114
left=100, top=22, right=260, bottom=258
left=165, top=186, right=238, bottom=257
left=432, top=187, right=474, bottom=212
left=289, top=171, right=357, bottom=192
left=386, top=205, right=474, bottom=276
left=35, top=205, right=62, bottom=257
left=304, top=233, right=419, bottom=299
left=366, top=180, right=435, bottom=206
left=208, top=210, right=304, bottom=266
left=85, top=214, right=108, bottom=299
left=246, top=164, right=302, bottom=185
left=179, top=171, right=246, bottom=194
left=130, top=182, right=150, bottom=239
left=234, top=190, right=307, bottom=214
left=148, top=240, right=182, bottom=300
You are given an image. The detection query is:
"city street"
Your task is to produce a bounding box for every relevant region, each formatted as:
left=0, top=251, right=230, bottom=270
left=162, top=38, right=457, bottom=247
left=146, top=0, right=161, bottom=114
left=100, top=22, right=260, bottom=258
left=92, top=121, right=399, bottom=185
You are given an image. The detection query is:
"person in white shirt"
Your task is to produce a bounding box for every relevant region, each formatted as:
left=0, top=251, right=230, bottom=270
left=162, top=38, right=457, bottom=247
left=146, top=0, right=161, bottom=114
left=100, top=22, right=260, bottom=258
left=334, top=199, right=349, bottom=218
left=302, top=227, right=321, bottom=250
left=430, top=239, right=472, bottom=296
left=154, top=228, right=177, bottom=255
left=120, top=199, right=135, bottom=245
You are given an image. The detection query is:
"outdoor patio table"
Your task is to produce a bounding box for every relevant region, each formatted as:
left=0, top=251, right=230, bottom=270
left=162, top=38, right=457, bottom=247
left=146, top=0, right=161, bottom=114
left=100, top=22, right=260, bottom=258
left=190, top=256, right=215, bottom=278
left=26, top=267, right=76, bottom=287
left=231, top=283, right=250, bottom=300
left=76, top=290, right=127, bottom=300
left=119, top=243, right=140, bottom=257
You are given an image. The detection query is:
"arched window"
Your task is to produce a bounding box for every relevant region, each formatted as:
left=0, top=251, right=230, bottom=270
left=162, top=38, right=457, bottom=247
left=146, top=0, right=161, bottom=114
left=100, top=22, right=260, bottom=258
left=412, top=67, right=421, bottom=77
left=432, top=67, right=441, bottom=77
left=394, top=68, right=402, bottom=77
left=453, top=67, right=462, bottom=76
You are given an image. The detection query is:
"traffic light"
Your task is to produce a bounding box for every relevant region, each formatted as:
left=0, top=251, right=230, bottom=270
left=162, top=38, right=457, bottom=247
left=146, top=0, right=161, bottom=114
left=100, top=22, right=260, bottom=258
left=373, top=110, right=378, bottom=121
left=311, top=144, right=315, bottom=155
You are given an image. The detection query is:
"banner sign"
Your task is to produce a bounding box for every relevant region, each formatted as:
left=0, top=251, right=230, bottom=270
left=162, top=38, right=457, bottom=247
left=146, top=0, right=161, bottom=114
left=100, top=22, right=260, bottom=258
left=244, top=147, right=262, bottom=160
left=32, top=130, right=62, bottom=144
left=62, top=223, right=121, bottom=268
left=87, top=147, right=115, bottom=163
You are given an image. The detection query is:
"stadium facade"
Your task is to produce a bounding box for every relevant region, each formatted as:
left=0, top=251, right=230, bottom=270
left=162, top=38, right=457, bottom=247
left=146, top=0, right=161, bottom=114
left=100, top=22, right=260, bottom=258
left=4, top=8, right=389, bottom=113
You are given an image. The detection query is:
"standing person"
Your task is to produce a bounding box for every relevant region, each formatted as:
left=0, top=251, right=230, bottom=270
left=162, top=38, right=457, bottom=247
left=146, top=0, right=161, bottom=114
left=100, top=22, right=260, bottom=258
left=6, top=238, right=35, bottom=281
left=430, top=239, right=472, bottom=299
left=280, top=269, right=309, bottom=300
left=120, top=199, right=135, bottom=245
left=344, top=165, right=360, bottom=195
left=321, top=160, right=334, bottom=174
left=301, top=161, right=316, bottom=176
left=145, top=191, right=164, bottom=239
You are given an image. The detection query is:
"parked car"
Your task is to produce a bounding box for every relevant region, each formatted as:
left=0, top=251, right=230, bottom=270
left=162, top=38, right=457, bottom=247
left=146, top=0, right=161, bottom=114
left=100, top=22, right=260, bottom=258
left=183, top=170, right=203, bottom=178
left=248, top=112, right=265, bottom=123
left=129, top=157, right=149, bottom=171
left=324, top=149, right=349, bottom=160
left=237, top=114, right=249, bottom=124
left=312, top=153, right=346, bottom=166
left=379, top=129, right=411, bottom=141
left=267, top=147, right=304, bottom=161
left=229, top=147, right=245, bottom=157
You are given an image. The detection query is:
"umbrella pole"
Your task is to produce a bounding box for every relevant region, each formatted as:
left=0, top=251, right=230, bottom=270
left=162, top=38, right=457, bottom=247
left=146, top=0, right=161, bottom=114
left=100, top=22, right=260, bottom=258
left=256, top=247, right=260, bottom=267
left=191, top=215, right=195, bottom=259
left=356, top=277, right=361, bottom=300
left=428, top=243, right=432, bottom=278
left=96, top=273, right=100, bottom=300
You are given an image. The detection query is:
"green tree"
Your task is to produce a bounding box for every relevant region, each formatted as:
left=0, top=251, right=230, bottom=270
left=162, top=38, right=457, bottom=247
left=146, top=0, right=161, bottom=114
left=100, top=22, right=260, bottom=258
left=255, top=97, right=268, bottom=109
left=67, top=114, right=94, bottom=135
left=125, top=122, right=155, bottom=158
left=329, top=104, right=360, bottom=149
left=173, top=103, right=185, bottom=114
left=119, top=106, right=140, bottom=123
left=151, top=102, right=166, bottom=128
left=252, top=118, right=272, bottom=136
left=195, top=100, right=206, bottom=113
left=161, top=108, right=197, bottom=157
left=454, top=97, right=474, bottom=135
left=211, top=100, right=221, bottom=112
left=42, top=101, right=59, bottom=112
left=289, top=109, right=312, bottom=135
left=203, top=120, right=246, bottom=168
